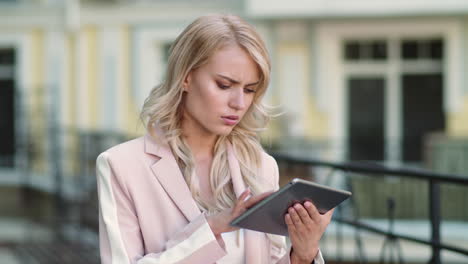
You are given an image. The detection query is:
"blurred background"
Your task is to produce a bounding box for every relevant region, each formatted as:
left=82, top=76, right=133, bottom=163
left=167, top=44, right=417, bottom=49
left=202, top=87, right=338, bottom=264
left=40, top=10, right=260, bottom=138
left=1, top=0, right=468, bottom=263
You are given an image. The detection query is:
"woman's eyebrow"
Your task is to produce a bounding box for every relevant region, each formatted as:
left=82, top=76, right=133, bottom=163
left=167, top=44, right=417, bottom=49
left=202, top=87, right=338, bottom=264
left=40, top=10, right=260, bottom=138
left=217, top=74, right=259, bottom=87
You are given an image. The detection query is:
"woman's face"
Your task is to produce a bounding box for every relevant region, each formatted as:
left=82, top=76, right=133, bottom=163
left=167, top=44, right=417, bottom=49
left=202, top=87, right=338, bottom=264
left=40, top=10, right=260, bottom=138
left=182, top=44, right=260, bottom=137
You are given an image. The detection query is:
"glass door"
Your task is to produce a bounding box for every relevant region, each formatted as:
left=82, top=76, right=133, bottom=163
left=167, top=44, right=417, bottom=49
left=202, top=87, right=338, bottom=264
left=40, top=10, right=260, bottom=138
left=347, top=77, right=385, bottom=161
left=0, top=48, right=15, bottom=167
left=401, top=73, right=445, bottom=162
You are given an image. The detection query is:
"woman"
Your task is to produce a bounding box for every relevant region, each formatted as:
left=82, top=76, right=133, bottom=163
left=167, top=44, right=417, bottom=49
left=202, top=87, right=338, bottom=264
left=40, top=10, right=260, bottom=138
left=96, top=14, right=333, bottom=264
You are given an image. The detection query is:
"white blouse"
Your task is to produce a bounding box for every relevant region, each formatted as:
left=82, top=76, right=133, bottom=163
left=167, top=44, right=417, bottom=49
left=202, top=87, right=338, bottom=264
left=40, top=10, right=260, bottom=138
left=217, top=229, right=245, bottom=263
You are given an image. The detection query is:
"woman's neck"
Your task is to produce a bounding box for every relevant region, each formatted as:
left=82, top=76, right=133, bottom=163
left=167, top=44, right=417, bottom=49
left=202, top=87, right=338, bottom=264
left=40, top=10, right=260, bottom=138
left=185, top=134, right=216, bottom=161
left=181, top=126, right=218, bottom=161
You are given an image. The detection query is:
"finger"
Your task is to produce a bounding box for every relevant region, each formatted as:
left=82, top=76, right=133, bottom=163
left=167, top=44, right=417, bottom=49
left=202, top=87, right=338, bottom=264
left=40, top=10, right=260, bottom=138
left=243, top=191, right=274, bottom=209
left=304, top=201, right=320, bottom=221
left=325, top=208, right=335, bottom=217
left=233, top=189, right=251, bottom=213
left=237, top=188, right=251, bottom=202
left=294, top=203, right=313, bottom=225
left=323, top=208, right=335, bottom=222
left=284, top=214, right=296, bottom=232
left=288, top=205, right=304, bottom=227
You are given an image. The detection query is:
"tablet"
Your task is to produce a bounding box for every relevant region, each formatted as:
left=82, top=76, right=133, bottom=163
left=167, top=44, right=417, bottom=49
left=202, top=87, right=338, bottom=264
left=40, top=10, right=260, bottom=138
left=230, top=178, right=351, bottom=236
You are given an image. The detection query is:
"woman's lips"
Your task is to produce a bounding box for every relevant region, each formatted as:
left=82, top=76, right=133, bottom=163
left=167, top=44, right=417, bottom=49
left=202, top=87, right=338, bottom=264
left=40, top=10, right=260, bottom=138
left=222, top=116, right=239, bottom=126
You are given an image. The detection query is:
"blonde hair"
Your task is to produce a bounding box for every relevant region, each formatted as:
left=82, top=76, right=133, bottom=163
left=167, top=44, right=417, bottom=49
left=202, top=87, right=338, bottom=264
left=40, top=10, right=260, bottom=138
left=140, top=14, right=272, bottom=213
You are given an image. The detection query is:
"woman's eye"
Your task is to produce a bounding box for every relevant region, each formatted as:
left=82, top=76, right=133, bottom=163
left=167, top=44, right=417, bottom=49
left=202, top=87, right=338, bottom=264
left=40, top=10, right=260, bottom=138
left=245, top=88, right=256, bottom=94
left=217, top=82, right=230, bottom=89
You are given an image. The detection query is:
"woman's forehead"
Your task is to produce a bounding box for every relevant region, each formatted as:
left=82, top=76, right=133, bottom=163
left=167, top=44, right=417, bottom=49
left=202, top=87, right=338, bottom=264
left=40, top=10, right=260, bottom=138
left=203, top=45, right=260, bottom=83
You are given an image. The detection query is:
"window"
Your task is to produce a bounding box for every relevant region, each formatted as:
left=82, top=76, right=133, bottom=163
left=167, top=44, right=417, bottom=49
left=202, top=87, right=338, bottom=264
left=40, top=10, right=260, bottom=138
left=344, top=40, right=387, bottom=61
left=401, top=38, right=443, bottom=60
left=342, top=37, right=445, bottom=164
left=0, top=48, right=15, bottom=65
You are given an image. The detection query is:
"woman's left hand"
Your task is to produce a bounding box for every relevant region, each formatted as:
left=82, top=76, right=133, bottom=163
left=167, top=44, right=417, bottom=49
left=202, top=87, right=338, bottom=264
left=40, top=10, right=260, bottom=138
left=285, top=201, right=334, bottom=263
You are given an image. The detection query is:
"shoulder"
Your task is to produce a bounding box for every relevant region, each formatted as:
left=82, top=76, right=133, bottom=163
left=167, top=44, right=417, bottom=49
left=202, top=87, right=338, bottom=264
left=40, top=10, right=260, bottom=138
left=260, top=151, right=278, bottom=170
left=96, top=136, right=146, bottom=165
left=106, top=136, right=145, bottom=156
left=96, top=136, right=156, bottom=192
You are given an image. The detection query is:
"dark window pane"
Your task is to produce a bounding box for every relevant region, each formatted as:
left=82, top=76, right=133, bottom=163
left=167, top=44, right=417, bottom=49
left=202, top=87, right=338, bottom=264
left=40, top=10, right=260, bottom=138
left=0, top=79, right=15, bottom=167
left=0, top=48, right=15, bottom=65
left=402, top=74, right=445, bottom=162
left=345, top=41, right=360, bottom=61
left=402, top=40, right=419, bottom=60
left=348, top=77, right=385, bottom=161
left=371, top=41, right=387, bottom=60
left=430, top=39, right=443, bottom=60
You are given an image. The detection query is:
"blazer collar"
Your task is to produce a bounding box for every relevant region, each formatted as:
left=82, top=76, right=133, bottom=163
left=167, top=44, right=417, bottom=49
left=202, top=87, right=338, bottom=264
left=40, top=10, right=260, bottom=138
left=145, top=132, right=266, bottom=263
left=144, top=132, right=172, bottom=159
left=144, top=133, right=201, bottom=221
left=144, top=132, right=249, bottom=198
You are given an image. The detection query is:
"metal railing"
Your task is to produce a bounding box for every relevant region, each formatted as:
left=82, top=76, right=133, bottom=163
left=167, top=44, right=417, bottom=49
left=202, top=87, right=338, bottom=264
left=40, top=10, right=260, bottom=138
left=2, top=120, right=468, bottom=263
left=273, top=153, right=468, bottom=264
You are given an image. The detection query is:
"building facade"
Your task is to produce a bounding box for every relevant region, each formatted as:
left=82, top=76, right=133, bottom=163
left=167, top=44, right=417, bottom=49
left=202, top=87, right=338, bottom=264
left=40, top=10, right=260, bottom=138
left=1, top=0, right=468, bottom=195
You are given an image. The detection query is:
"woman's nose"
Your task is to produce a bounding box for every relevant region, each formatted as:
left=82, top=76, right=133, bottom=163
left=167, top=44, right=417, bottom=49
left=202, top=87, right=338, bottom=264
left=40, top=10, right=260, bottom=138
left=229, top=88, right=246, bottom=110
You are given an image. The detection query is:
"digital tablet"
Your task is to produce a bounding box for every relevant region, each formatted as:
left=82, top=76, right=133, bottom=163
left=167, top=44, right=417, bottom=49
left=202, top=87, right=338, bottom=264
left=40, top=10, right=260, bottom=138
left=230, top=178, right=352, bottom=236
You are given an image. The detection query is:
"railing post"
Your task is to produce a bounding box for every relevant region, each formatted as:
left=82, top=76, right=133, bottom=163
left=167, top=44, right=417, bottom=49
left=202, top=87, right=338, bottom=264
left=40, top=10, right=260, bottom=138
left=429, top=179, right=441, bottom=264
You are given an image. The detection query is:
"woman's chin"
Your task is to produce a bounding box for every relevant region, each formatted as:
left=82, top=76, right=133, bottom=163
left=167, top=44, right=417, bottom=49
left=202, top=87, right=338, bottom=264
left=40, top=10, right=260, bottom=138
left=215, top=126, right=235, bottom=136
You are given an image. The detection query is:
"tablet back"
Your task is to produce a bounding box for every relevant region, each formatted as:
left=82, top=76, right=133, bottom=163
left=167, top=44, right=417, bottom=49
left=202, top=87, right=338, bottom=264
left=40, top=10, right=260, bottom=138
left=230, top=178, right=351, bottom=236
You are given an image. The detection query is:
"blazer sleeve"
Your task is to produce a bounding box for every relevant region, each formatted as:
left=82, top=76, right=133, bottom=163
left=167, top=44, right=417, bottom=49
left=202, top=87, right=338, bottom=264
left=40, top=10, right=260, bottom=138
left=96, top=152, right=227, bottom=264
left=265, top=155, right=325, bottom=264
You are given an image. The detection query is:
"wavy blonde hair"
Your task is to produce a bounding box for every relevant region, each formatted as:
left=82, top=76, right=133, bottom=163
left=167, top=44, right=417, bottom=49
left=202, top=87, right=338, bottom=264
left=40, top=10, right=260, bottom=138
left=140, top=14, right=273, bottom=214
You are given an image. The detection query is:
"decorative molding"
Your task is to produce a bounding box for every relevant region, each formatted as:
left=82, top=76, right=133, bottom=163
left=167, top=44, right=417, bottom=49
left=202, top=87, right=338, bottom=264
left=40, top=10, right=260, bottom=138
left=276, top=21, right=308, bottom=42
left=247, top=0, right=468, bottom=18
left=80, top=2, right=242, bottom=25
left=0, top=4, right=63, bottom=27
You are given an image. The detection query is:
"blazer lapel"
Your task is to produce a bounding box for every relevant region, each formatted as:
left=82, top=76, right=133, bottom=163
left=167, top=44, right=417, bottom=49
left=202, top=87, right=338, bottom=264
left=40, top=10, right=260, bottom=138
left=146, top=134, right=269, bottom=263
left=227, top=142, right=266, bottom=264
left=226, top=142, right=246, bottom=197
left=144, top=134, right=201, bottom=222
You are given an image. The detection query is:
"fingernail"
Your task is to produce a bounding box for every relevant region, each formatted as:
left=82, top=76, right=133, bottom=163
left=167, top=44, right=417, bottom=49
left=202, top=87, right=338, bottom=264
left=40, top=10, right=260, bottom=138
left=294, top=204, right=301, bottom=209
left=304, top=201, right=311, bottom=207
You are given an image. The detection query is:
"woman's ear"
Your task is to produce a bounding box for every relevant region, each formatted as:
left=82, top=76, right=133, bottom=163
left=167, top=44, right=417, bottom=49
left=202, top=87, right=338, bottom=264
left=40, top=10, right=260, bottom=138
left=183, top=72, right=192, bottom=92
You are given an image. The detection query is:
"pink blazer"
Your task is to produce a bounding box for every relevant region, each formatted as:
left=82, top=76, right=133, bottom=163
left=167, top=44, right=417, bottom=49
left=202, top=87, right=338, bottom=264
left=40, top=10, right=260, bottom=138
left=96, top=134, right=324, bottom=264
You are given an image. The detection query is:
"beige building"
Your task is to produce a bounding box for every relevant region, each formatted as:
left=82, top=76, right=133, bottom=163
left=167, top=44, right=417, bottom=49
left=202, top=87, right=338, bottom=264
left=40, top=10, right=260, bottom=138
left=1, top=1, right=468, bottom=263
left=1, top=0, right=468, bottom=193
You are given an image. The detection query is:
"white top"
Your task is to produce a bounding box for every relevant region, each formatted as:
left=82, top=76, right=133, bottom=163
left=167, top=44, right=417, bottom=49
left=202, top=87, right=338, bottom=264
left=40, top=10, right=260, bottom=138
left=217, top=229, right=245, bottom=263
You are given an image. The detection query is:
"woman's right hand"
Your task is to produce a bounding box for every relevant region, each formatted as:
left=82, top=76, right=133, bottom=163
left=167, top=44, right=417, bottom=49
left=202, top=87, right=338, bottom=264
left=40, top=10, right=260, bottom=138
left=206, top=189, right=273, bottom=236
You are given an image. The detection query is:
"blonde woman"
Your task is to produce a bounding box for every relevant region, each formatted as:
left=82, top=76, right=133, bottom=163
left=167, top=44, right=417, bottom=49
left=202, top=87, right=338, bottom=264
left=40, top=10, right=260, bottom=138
left=96, top=14, right=332, bottom=264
